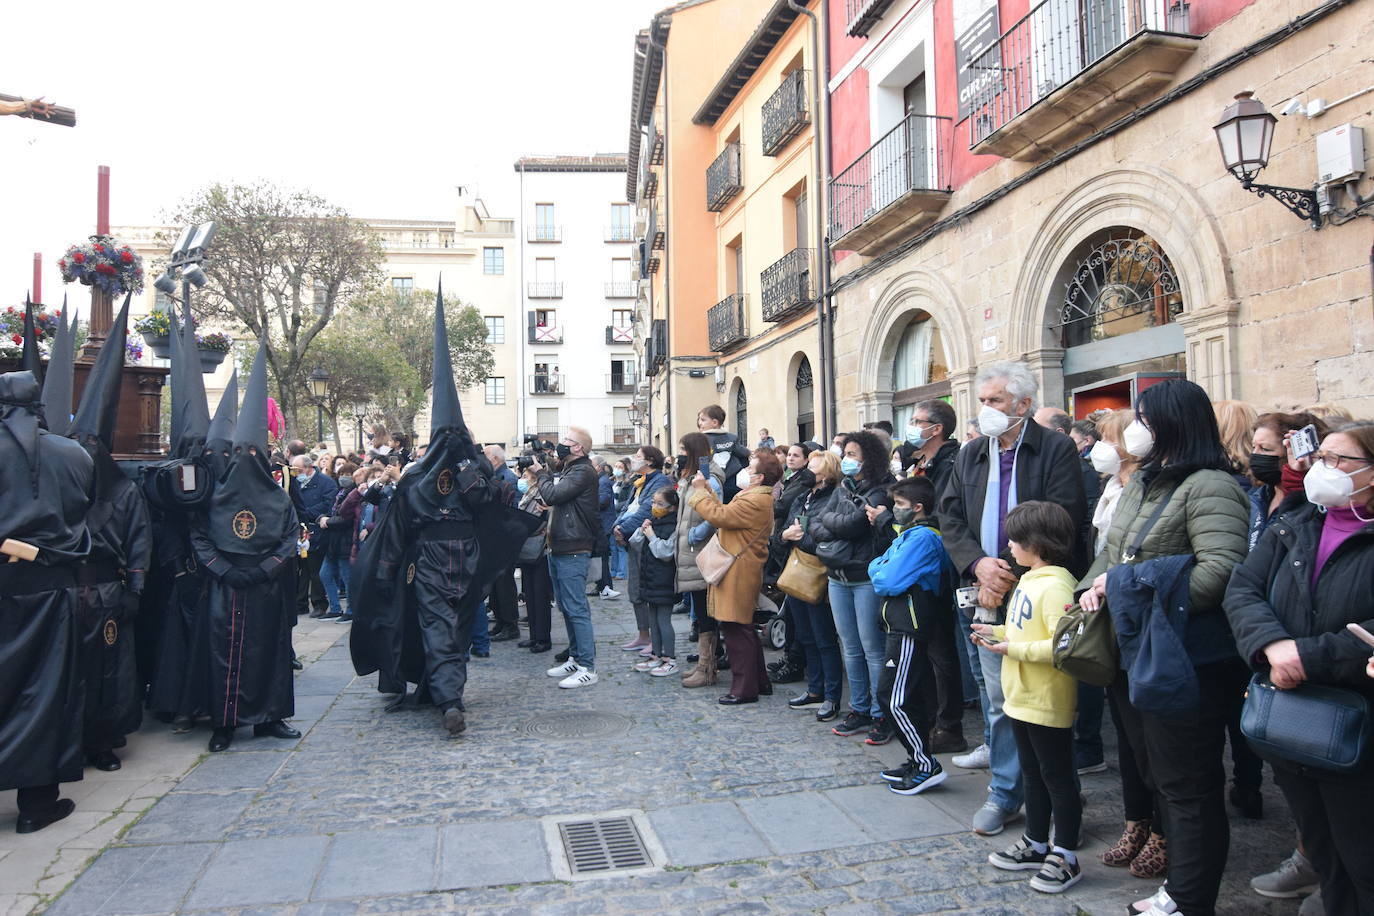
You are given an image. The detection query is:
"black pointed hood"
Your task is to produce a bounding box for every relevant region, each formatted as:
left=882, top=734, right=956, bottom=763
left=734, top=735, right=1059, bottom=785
left=70, top=292, right=131, bottom=452
left=0, top=370, right=43, bottom=496
left=168, top=308, right=184, bottom=450
left=40, top=297, right=75, bottom=435
left=21, top=296, right=44, bottom=387
left=175, top=300, right=211, bottom=457
left=430, top=278, right=467, bottom=441
left=204, top=340, right=291, bottom=556
left=203, top=368, right=238, bottom=480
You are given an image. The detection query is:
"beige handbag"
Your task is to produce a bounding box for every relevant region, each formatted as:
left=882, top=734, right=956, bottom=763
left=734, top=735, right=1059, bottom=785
left=777, top=547, right=828, bottom=604
left=694, top=525, right=769, bottom=587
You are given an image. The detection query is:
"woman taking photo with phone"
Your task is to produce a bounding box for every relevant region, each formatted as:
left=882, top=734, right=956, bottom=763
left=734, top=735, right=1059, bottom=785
left=1225, top=422, right=1374, bottom=916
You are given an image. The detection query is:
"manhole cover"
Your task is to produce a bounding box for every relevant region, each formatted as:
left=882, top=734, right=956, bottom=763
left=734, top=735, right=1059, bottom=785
left=521, top=711, right=632, bottom=740
left=557, top=817, right=653, bottom=875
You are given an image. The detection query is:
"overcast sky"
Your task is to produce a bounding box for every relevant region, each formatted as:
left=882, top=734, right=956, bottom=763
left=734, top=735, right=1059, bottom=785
left=3, top=0, right=667, bottom=304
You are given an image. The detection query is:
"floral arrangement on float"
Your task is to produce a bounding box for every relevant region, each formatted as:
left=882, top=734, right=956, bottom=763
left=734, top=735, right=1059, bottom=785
left=0, top=304, right=57, bottom=357
left=58, top=236, right=145, bottom=297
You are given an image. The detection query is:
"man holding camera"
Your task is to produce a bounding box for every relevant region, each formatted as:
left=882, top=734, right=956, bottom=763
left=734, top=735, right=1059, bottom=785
left=530, top=427, right=601, bottom=688
left=289, top=454, right=337, bottom=618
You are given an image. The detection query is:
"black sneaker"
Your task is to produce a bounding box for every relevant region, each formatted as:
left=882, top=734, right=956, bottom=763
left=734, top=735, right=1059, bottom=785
left=928, top=727, right=969, bottom=754
left=815, top=700, right=839, bottom=722
left=865, top=717, right=895, bottom=746
left=881, top=759, right=917, bottom=782
left=988, top=836, right=1049, bottom=872
left=1029, top=852, right=1083, bottom=894
left=889, top=761, right=947, bottom=796
left=788, top=693, right=824, bottom=709
left=831, top=711, right=872, bottom=737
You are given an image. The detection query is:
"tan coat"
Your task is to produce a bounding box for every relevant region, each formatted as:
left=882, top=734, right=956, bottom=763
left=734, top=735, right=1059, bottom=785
left=688, top=485, right=773, bottom=625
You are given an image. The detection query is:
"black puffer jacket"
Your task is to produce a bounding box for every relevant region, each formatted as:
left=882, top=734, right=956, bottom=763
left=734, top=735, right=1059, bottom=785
left=766, top=467, right=816, bottom=581
left=1224, top=503, right=1374, bottom=698
left=535, top=456, right=601, bottom=556
left=806, top=473, right=896, bottom=582
left=636, top=513, right=679, bottom=604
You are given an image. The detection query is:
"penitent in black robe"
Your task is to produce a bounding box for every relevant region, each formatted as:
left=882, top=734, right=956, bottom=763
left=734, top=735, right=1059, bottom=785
left=189, top=502, right=297, bottom=729
left=0, top=372, right=94, bottom=792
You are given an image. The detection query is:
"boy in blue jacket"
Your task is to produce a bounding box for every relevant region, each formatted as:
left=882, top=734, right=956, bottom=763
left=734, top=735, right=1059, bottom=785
left=869, top=476, right=957, bottom=795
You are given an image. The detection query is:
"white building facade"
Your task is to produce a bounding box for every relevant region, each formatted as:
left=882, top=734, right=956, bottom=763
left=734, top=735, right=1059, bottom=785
left=515, top=156, right=639, bottom=453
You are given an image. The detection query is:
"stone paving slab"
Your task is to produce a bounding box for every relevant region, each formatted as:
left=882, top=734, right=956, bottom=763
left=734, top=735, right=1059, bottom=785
left=121, top=791, right=258, bottom=846
left=42, top=843, right=214, bottom=916
left=313, top=826, right=438, bottom=900
left=437, top=819, right=554, bottom=889
left=739, top=791, right=871, bottom=854
left=174, top=752, right=287, bottom=792
left=647, top=800, right=771, bottom=867
left=183, top=835, right=328, bottom=909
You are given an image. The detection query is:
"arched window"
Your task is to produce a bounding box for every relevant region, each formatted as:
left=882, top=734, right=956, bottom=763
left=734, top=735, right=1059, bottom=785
left=734, top=382, right=748, bottom=441
left=795, top=356, right=814, bottom=443
left=889, top=312, right=949, bottom=429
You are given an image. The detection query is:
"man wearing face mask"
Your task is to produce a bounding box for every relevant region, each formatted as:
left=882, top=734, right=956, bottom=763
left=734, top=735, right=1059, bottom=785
left=898, top=400, right=960, bottom=498
left=532, top=427, right=602, bottom=688
left=937, top=361, right=1088, bottom=837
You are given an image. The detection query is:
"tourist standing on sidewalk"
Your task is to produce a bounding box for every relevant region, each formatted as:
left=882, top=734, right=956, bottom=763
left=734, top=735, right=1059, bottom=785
left=630, top=487, right=680, bottom=677
left=290, top=453, right=337, bottom=618
left=316, top=463, right=360, bottom=621
left=614, top=447, right=672, bottom=656
left=1078, top=378, right=1249, bottom=916
left=610, top=458, right=633, bottom=579
left=688, top=450, right=781, bottom=704
left=515, top=468, right=554, bottom=654
left=482, top=445, right=522, bottom=643
left=675, top=432, right=723, bottom=688
left=589, top=456, right=621, bottom=599
left=938, top=361, right=1087, bottom=837
left=536, top=427, right=602, bottom=689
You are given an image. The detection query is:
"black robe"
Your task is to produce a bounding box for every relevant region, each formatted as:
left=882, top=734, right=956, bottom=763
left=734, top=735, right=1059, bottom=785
left=0, top=376, right=94, bottom=792
left=143, top=512, right=212, bottom=721
left=189, top=506, right=298, bottom=728
left=76, top=470, right=152, bottom=748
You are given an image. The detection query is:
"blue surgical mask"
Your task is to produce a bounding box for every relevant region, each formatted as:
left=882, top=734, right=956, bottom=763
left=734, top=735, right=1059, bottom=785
left=905, top=424, right=929, bottom=447
left=516, top=479, right=530, bottom=494
left=840, top=457, right=861, bottom=477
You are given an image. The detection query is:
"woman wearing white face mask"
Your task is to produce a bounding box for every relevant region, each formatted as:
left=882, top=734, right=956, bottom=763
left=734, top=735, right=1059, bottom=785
left=612, top=447, right=672, bottom=655
left=1225, top=423, right=1374, bottom=915
left=1076, top=380, right=1250, bottom=916
left=1088, top=409, right=1138, bottom=556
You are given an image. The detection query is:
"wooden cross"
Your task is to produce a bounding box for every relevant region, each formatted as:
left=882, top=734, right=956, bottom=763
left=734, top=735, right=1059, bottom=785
left=0, top=92, right=76, bottom=126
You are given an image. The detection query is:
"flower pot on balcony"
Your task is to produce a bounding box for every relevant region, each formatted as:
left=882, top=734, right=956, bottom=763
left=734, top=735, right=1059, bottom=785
left=198, top=347, right=228, bottom=374
left=141, top=332, right=172, bottom=361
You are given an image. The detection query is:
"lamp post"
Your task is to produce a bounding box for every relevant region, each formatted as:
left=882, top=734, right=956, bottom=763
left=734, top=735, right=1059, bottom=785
left=355, top=412, right=367, bottom=453
left=1213, top=91, right=1321, bottom=229
left=308, top=367, right=330, bottom=445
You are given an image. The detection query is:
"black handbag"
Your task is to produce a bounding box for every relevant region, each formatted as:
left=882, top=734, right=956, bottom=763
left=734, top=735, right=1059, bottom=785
left=1240, top=674, right=1372, bottom=774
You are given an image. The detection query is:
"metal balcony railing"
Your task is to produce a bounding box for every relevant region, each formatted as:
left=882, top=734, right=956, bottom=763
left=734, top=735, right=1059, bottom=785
left=967, top=0, right=1192, bottom=146
left=707, top=294, right=748, bottom=353
left=604, top=281, right=637, bottom=299
left=529, top=323, right=563, bottom=344
left=606, top=426, right=639, bottom=446
left=528, top=225, right=562, bottom=243
left=528, top=282, right=564, bottom=299
left=649, top=131, right=664, bottom=165
left=762, top=70, right=810, bottom=157
left=846, top=0, right=897, bottom=36
left=605, top=225, right=635, bottom=243
left=706, top=143, right=743, bottom=212
left=605, top=374, right=638, bottom=394
left=605, top=325, right=634, bottom=345
left=529, top=374, right=564, bottom=395
left=829, top=113, right=952, bottom=241
left=760, top=248, right=814, bottom=323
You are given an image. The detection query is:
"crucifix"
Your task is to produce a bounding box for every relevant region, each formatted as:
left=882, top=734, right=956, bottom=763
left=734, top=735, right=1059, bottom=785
left=80, top=165, right=113, bottom=361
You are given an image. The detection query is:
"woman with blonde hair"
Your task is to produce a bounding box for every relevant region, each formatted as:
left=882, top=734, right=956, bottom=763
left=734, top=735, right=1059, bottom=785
left=1088, top=409, right=1138, bottom=555
left=1213, top=400, right=1257, bottom=476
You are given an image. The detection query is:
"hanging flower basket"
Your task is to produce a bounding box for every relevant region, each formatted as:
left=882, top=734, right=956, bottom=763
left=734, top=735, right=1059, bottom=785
left=58, top=235, right=145, bottom=297
left=195, top=331, right=232, bottom=373
left=133, top=311, right=174, bottom=359
left=0, top=304, right=59, bottom=360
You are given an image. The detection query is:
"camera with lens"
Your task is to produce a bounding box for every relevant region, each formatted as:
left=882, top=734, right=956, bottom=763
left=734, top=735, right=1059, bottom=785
left=516, top=434, right=557, bottom=470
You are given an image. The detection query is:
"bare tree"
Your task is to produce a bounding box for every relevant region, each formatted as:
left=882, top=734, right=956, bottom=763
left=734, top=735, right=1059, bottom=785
left=165, top=181, right=385, bottom=436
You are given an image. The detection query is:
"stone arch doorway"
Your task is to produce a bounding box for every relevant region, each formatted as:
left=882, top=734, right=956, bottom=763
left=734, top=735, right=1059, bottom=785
left=789, top=353, right=815, bottom=444
left=730, top=378, right=748, bottom=441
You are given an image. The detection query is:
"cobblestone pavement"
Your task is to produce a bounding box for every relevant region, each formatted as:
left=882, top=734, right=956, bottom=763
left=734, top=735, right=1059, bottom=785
left=36, top=595, right=1303, bottom=915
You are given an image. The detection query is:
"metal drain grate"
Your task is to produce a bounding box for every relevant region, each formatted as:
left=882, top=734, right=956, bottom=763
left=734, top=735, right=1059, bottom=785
left=557, top=816, right=653, bottom=874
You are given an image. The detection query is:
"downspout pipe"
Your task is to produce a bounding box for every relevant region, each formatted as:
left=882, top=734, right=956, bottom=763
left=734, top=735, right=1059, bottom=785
left=788, top=0, right=834, bottom=441
left=517, top=161, right=527, bottom=444
left=649, top=23, right=671, bottom=449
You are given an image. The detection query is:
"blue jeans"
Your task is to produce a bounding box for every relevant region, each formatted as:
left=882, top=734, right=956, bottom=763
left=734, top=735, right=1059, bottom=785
left=610, top=540, right=627, bottom=579
left=319, top=554, right=350, bottom=616
left=549, top=552, right=595, bottom=669
left=469, top=600, right=490, bottom=655
left=827, top=579, right=886, bottom=719
left=974, top=643, right=1024, bottom=813
left=788, top=596, right=842, bottom=704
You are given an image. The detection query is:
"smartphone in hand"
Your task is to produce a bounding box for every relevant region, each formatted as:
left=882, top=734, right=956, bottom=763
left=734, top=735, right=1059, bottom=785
left=1347, top=622, right=1374, bottom=648
left=698, top=456, right=711, bottom=479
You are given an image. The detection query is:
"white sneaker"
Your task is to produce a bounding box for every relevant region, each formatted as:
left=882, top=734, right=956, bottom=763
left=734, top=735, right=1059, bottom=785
left=650, top=660, right=679, bottom=677
left=600, top=586, right=621, bottom=598
left=632, top=657, right=660, bottom=672
left=1131, top=885, right=1177, bottom=915
left=558, top=666, right=598, bottom=689
left=546, top=659, right=579, bottom=678
left=953, top=743, right=991, bottom=769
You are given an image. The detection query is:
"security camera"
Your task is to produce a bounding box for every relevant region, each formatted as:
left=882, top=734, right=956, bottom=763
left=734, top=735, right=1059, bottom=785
left=1280, top=97, right=1305, bottom=117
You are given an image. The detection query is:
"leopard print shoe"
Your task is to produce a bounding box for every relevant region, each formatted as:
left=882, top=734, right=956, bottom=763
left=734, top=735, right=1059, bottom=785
left=1129, top=833, right=1168, bottom=879
left=1101, top=820, right=1150, bottom=867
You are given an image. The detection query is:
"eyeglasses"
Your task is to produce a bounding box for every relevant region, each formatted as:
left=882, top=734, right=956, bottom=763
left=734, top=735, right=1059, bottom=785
left=1312, top=450, right=1372, bottom=470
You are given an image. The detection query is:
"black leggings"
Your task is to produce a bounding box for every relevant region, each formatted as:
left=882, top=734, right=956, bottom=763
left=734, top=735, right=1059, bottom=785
left=1010, top=717, right=1082, bottom=850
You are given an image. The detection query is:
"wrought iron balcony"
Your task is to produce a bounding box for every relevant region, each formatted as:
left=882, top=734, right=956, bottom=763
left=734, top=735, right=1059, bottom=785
left=528, top=322, right=563, bottom=344
left=846, top=0, right=897, bottom=36
left=605, top=225, right=636, bottom=243
left=646, top=319, right=667, bottom=375
left=967, top=0, right=1198, bottom=160
left=762, top=70, right=810, bottom=157
left=605, top=324, right=634, bottom=345
left=760, top=248, right=814, bottom=323
left=527, top=225, right=562, bottom=243
left=529, top=374, right=564, bottom=395
left=605, top=374, right=638, bottom=394
left=642, top=171, right=658, bottom=200
left=706, top=143, right=743, bottom=212
left=604, top=281, right=637, bottom=299
left=649, top=131, right=664, bottom=165
left=606, top=426, right=639, bottom=446
left=829, top=113, right=952, bottom=256
left=707, top=294, right=748, bottom=353
left=527, top=282, right=564, bottom=299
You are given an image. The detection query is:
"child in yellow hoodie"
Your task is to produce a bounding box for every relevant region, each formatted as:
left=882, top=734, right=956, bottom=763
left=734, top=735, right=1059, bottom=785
left=972, top=500, right=1082, bottom=895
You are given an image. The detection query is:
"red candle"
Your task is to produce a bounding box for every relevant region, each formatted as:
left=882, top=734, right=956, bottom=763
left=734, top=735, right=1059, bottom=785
left=96, top=165, right=110, bottom=235
left=32, top=253, right=41, bottom=305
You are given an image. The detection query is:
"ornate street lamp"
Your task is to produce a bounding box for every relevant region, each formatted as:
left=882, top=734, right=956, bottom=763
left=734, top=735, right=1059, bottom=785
left=308, top=367, right=330, bottom=444
left=1213, top=91, right=1320, bottom=229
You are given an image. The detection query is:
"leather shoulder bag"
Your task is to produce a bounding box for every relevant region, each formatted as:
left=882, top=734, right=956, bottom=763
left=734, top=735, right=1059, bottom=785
left=1240, top=674, right=1371, bottom=773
